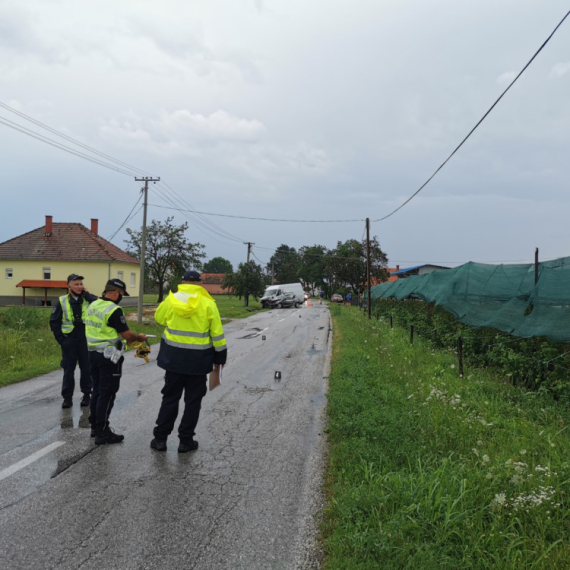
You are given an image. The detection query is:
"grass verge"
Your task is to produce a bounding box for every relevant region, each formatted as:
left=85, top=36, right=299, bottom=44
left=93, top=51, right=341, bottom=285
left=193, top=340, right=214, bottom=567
left=0, top=295, right=259, bottom=387
left=323, top=305, right=570, bottom=569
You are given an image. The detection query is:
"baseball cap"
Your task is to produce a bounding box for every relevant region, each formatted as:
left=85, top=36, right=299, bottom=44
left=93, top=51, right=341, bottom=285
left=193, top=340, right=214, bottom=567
left=67, top=274, right=84, bottom=284
left=182, top=270, right=201, bottom=282
left=105, top=278, right=130, bottom=296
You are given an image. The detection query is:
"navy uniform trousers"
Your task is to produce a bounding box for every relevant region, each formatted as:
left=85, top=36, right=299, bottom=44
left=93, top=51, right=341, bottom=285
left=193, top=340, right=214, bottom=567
left=89, top=352, right=123, bottom=435
left=153, top=371, right=208, bottom=442
left=61, top=336, right=92, bottom=399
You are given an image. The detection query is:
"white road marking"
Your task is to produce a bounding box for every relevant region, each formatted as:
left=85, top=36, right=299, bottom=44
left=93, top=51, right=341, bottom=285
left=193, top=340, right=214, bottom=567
left=0, top=441, right=65, bottom=483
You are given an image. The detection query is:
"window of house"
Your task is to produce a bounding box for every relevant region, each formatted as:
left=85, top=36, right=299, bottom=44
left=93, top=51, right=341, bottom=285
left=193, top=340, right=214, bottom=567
left=6, top=268, right=13, bottom=279
left=118, top=271, right=123, bottom=280
left=43, top=267, right=51, bottom=280
left=130, top=273, right=136, bottom=288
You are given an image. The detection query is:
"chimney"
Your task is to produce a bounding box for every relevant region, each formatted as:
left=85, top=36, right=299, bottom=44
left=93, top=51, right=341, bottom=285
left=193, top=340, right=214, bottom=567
left=396, top=265, right=400, bottom=271
left=91, top=218, right=99, bottom=235
left=44, top=215, right=53, bottom=237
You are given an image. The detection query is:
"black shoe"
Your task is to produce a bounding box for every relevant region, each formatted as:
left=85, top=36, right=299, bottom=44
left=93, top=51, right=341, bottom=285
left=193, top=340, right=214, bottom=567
left=178, top=439, right=198, bottom=453
left=95, top=429, right=124, bottom=445
left=150, top=438, right=167, bottom=451
left=90, top=428, right=96, bottom=438
left=80, top=394, right=91, bottom=407
left=62, top=398, right=72, bottom=409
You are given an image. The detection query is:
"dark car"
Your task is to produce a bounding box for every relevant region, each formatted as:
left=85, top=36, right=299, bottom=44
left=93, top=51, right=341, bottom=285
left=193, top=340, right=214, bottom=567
left=279, top=292, right=301, bottom=308
left=331, top=294, right=343, bottom=303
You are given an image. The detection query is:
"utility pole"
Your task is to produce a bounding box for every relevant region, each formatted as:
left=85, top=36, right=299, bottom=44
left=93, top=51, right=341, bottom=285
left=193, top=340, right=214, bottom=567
left=244, top=242, right=254, bottom=307
left=135, top=176, right=160, bottom=325
left=366, top=218, right=371, bottom=319
left=534, top=247, right=539, bottom=285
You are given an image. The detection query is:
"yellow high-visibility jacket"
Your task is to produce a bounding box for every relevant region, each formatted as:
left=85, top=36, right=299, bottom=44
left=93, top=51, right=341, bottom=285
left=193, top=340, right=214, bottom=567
left=155, top=284, right=227, bottom=375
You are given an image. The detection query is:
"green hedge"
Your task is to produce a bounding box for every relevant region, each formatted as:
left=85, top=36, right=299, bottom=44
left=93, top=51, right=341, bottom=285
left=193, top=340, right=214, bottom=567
left=373, top=299, right=569, bottom=398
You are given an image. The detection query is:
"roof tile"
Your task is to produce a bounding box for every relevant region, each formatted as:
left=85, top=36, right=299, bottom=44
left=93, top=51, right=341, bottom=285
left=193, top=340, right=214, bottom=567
left=0, top=223, right=139, bottom=264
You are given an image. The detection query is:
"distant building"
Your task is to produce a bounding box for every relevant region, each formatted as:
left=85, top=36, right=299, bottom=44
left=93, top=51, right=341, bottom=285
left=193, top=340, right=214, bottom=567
left=200, top=273, right=230, bottom=295
left=0, top=215, right=140, bottom=306
left=390, top=264, right=449, bottom=279
left=367, top=266, right=401, bottom=287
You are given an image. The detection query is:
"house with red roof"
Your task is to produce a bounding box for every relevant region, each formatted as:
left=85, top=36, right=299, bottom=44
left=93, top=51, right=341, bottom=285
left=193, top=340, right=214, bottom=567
left=0, top=216, right=140, bottom=306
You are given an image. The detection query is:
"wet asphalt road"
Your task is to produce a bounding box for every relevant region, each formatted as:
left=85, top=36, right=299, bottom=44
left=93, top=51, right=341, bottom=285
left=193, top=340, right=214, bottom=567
left=0, top=304, right=331, bottom=570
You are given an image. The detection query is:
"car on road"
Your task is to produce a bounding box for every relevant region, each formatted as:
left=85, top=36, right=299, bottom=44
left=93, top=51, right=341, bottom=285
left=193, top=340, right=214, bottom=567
left=331, top=294, right=343, bottom=303
left=279, top=292, right=301, bottom=308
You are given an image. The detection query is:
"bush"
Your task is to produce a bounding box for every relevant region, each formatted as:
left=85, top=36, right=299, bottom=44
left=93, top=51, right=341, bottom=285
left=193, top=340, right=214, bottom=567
left=373, top=299, right=569, bottom=397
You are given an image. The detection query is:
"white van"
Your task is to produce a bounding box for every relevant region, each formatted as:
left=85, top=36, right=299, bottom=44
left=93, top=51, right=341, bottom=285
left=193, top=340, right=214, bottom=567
left=260, top=282, right=305, bottom=308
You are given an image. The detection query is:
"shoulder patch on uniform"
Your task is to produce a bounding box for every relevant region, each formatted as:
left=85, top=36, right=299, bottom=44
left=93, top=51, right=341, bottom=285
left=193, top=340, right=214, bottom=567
left=120, top=316, right=126, bottom=324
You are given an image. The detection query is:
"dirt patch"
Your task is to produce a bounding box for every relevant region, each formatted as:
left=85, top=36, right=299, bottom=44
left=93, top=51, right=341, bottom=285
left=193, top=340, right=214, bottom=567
left=125, top=306, right=157, bottom=321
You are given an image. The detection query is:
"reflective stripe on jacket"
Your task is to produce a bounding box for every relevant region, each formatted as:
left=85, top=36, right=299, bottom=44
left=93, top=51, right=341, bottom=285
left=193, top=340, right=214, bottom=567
left=59, top=294, right=89, bottom=335
left=155, top=284, right=227, bottom=375
left=85, top=299, right=123, bottom=352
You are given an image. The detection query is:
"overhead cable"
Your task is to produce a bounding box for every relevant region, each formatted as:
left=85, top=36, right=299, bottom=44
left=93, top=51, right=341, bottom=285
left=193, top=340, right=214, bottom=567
left=107, top=193, right=144, bottom=241
left=372, top=9, right=570, bottom=223
left=0, top=116, right=137, bottom=177
left=0, top=101, right=150, bottom=176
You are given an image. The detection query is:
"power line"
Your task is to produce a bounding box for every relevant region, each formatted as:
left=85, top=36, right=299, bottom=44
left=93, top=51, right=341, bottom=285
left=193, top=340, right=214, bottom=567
left=372, top=9, right=570, bottom=223
left=147, top=203, right=364, bottom=223
left=0, top=116, right=138, bottom=177
left=0, top=101, right=150, bottom=176
left=106, top=193, right=144, bottom=241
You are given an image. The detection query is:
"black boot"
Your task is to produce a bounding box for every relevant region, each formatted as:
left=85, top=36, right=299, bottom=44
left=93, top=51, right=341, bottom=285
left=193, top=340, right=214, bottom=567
left=178, top=439, right=198, bottom=453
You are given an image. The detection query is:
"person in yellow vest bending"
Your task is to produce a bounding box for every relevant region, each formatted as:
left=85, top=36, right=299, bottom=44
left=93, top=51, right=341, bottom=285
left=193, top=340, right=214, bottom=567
left=85, top=278, right=147, bottom=445
left=49, top=274, right=98, bottom=409
left=150, top=270, right=227, bottom=453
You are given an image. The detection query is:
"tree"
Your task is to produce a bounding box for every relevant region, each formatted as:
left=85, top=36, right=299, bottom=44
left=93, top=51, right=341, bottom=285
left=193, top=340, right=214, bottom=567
left=298, top=245, right=328, bottom=295
left=267, top=245, right=301, bottom=284
left=222, top=261, right=266, bottom=305
left=326, top=237, right=388, bottom=297
left=125, top=217, right=206, bottom=303
left=203, top=257, right=233, bottom=274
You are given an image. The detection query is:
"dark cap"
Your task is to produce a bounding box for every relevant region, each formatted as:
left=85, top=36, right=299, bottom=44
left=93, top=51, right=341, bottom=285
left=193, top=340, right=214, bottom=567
left=182, top=270, right=201, bottom=282
left=105, top=278, right=130, bottom=296
left=67, top=274, right=84, bottom=284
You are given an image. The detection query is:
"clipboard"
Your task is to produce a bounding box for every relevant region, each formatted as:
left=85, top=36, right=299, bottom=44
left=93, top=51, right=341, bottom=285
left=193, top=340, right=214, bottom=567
left=209, top=365, right=222, bottom=391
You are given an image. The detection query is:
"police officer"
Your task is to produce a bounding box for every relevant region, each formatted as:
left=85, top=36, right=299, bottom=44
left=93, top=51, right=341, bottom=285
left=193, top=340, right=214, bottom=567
left=150, top=270, right=227, bottom=453
left=49, top=274, right=97, bottom=408
left=85, top=278, right=147, bottom=445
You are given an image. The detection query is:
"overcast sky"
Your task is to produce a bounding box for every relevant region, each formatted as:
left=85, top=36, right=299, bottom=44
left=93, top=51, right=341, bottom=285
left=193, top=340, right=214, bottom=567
left=1, top=0, right=569, bottom=272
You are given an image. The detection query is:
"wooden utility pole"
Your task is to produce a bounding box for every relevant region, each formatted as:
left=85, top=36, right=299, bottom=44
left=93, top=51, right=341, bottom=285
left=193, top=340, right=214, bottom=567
left=243, top=242, right=254, bottom=307
left=366, top=218, right=371, bottom=319
left=135, top=176, right=160, bottom=325
left=535, top=247, right=539, bottom=285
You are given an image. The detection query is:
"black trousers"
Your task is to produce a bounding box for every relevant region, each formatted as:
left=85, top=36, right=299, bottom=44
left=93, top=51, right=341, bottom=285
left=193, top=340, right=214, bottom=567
left=154, top=371, right=207, bottom=441
left=89, top=352, right=123, bottom=435
left=61, top=336, right=92, bottom=398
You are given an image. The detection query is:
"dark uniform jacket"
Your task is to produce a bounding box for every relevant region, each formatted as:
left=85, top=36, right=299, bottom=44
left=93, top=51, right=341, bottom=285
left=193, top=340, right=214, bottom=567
left=49, top=292, right=98, bottom=345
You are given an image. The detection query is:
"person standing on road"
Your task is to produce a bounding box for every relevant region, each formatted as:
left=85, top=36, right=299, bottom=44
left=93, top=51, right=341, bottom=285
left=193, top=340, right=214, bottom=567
left=49, top=274, right=98, bottom=409
left=150, top=270, right=227, bottom=453
left=85, top=278, right=148, bottom=445
left=346, top=292, right=351, bottom=305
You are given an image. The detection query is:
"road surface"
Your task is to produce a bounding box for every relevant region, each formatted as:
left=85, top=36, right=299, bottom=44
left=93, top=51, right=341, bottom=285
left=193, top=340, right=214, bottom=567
left=0, top=303, right=331, bottom=570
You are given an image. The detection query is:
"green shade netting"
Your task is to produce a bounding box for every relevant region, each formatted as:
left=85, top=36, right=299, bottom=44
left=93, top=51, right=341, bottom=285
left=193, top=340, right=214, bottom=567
left=369, top=257, right=570, bottom=342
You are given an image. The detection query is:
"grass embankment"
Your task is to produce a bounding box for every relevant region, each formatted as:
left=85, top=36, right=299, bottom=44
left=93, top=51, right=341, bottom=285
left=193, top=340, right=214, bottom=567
left=0, top=295, right=262, bottom=387
left=323, top=305, right=570, bottom=569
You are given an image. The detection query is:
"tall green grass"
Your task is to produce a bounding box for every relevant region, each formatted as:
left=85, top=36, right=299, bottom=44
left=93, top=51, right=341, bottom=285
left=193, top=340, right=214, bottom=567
left=323, top=305, right=570, bottom=569
left=0, top=296, right=262, bottom=387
